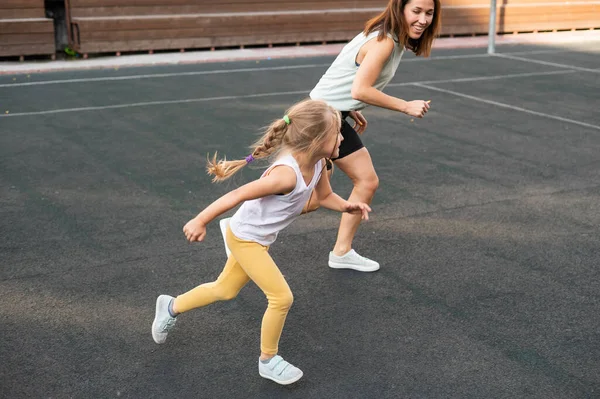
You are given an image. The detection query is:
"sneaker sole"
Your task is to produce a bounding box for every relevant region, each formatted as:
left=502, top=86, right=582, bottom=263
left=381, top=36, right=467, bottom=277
left=152, top=295, right=168, bottom=344
left=259, top=370, right=303, bottom=385
left=328, top=261, right=380, bottom=272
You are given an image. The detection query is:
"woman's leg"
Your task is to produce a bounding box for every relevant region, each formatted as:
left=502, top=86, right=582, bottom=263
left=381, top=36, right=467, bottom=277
left=330, top=147, right=380, bottom=269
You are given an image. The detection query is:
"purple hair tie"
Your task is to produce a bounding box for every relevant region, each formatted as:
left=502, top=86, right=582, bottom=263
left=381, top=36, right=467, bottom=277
left=245, top=154, right=255, bottom=164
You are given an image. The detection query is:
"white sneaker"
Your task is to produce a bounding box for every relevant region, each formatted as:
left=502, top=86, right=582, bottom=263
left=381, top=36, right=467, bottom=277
left=219, top=217, right=232, bottom=258
left=152, top=295, right=177, bottom=344
left=258, top=355, right=303, bottom=385
left=328, top=249, right=380, bottom=272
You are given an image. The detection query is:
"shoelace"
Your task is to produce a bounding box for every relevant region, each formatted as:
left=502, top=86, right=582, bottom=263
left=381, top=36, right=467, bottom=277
left=162, top=318, right=176, bottom=331
left=352, top=251, right=370, bottom=264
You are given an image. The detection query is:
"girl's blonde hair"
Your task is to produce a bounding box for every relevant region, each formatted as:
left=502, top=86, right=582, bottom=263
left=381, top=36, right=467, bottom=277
left=364, top=0, right=441, bottom=57
left=207, top=99, right=341, bottom=182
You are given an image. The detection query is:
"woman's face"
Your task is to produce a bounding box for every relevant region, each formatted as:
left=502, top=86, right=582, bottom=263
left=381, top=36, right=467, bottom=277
left=403, top=0, right=435, bottom=39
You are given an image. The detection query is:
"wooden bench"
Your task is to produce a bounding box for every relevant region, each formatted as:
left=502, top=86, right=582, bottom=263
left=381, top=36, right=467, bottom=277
left=65, top=0, right=600, bottom=56
left=65, top=0, right=385, bottom=55
left=0, top=0, right=55, bottom=59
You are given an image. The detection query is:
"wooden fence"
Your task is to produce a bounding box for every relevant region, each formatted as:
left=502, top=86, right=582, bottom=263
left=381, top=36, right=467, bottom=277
left=444, top=0, right=600, bottom=35
left=64, top=0, right=600, bottom=56
left=0, top=0, right=55, bottom=59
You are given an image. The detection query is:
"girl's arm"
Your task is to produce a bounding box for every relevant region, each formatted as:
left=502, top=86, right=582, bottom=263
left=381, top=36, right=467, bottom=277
left=313, top=162, right=371, bottom=220
left=183, top=166, right=296, bottom=242
left=351, top=37, right=429, bottom=118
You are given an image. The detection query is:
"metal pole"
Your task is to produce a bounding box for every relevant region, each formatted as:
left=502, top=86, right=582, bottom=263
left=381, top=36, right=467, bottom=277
left=488, top=0, right=497, bottom=54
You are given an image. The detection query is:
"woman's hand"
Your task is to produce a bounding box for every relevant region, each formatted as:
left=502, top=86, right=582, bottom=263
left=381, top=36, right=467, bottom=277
left=348, top=110, right=368, bottom=134
left=403, top=100, right=430, bottom=118
left=344, top=202, right=372, bottom=220
left=183, top=217, right=207, bottom=242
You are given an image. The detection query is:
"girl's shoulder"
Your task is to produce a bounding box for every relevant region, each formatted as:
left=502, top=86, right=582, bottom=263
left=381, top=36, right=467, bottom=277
left=273, top=153, right=298, bottom=167
left=264, top=154, right=300, bottom=178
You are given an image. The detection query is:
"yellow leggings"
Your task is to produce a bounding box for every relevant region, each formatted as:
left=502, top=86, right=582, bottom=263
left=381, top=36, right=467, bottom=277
left=174, top=227, right=293, bottom=355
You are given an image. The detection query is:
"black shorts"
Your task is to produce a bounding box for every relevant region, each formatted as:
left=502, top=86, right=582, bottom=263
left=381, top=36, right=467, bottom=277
left=332, top=111, right=365, bottom=161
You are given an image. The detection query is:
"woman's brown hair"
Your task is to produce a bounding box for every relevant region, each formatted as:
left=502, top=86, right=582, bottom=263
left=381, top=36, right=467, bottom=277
left=364, top=0, right=441, bottom=57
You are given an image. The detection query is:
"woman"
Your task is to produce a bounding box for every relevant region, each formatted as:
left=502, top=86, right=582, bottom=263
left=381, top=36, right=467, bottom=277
left=309, top=0, right=441, bottom=272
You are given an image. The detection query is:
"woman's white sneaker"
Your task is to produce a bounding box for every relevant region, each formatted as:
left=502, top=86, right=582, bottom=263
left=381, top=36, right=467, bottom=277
left=258, top=355, right=303, bottom=385
left=328, top=249, right=380, bottom=272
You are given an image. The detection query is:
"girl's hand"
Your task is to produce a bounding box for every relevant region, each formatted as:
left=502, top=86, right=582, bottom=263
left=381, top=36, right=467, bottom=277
left=183, top=217, right=207, bottom=242
left=404, top=100, right=430, bottom=118
left=348, top=110, right=367, bottom=134
left=344, top=202, right=372, bottom=220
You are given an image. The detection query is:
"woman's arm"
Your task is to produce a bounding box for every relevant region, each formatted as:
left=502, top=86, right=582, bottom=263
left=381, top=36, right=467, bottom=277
left=183, top=166, right=296, bottom=241
left=351, top=37, right=430, bottom=118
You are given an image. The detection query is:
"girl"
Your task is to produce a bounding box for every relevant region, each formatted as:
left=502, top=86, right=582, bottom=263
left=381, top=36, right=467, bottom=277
left=309, top=0, right=441, bottom=272
left=152, top=99, right=371, bottom=385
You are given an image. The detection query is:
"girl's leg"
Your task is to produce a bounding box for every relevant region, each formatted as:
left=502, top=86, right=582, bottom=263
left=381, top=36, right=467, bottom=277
left=227, top=229, right=293, bottom=358
left=330, top=147, right=380, bottom=270
left=152, top=254, right=249, bottom=344
left=173, top=253, right=250, bottom=314
left=225, top=230, right=303, bottom=386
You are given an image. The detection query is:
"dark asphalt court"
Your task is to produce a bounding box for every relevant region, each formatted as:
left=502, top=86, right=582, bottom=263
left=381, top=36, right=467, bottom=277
left=1, top=40, right=600, bottom=398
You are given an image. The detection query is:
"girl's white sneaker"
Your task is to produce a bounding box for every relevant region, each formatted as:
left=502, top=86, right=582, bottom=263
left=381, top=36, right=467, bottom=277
left=151, top=295, right=177, bottom=344
left=258, top=355, right=303, bottom=385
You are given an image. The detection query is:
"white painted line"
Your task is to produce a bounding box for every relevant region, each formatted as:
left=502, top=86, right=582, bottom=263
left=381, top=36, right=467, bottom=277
left=0, top=64, right=330, bottom=88
left=413, top=83, right=600, bottom=131
left=388, top=69, right=574, bottom=87
left=0, top=90, right=308, bottom=118
left=0, top=69, right=579, bottom=118
left=0, top=49, right=571, bottom=89
left=493, top=53, right=600, bottom=73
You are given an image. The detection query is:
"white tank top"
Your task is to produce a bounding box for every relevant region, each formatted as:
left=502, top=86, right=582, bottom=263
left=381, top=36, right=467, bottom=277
left=229, top=154, right=324, bottom=246
left=310, top=30, right=404, bottom=111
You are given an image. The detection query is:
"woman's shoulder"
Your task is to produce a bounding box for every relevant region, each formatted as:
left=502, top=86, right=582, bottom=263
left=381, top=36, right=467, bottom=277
left=364, top=33, right=396, bottom=56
